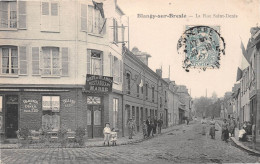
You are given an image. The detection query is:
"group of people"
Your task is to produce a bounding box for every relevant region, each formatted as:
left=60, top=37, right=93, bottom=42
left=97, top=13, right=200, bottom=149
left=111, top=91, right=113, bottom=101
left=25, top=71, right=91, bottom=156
left=103, top=123, right=118, bottom=146
left=200, top=116, right=237, bottom=142
left=142, top=116, right=163, bottom=139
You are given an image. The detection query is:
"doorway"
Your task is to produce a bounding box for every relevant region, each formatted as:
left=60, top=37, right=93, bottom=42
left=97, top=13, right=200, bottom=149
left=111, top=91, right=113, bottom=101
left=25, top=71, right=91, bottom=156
left=5, top=95, right=19, bottom=138
left=87, top=105, right=103, bottom=138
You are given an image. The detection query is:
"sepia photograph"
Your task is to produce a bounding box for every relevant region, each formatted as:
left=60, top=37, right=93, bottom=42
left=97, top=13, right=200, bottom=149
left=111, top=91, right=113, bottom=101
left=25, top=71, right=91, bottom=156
left=0, top=0, right=260, bottom=163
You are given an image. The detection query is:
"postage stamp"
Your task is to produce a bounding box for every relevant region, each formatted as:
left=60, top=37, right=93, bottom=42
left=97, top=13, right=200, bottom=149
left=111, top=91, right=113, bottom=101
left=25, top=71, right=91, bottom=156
left=177, top=25, right=225, bottom=72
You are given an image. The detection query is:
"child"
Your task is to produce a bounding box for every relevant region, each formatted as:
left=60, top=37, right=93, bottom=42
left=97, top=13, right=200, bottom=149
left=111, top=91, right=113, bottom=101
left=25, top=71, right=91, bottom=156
left=110, top=128, right=118, bottom=146
left=103, top=123, right=111, bottom=146
left=142, top=120, right=147, bottom=139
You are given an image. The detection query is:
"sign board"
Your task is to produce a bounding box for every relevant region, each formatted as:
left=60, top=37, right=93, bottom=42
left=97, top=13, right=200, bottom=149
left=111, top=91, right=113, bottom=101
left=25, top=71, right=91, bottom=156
left=23, top=99, right=39, bottom=112
left=85, top=74, right=113, bottom=92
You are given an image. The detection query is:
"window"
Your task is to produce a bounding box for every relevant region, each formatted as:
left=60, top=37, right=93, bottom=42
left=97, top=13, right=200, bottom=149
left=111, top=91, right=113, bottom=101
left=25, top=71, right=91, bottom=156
left=0, top=46, right=27, bottom=75
left=42, top=96, right=60, bottom=131
left=113, top=18, right=118, bottom=42
left=0, top=1, right=16, bottom=29
left=160, top=97, right=162, bottom=108
left=113, top=56, right=119, bottom=83
left=145, top=84, right=148, bottom=100
left=41, top=1, right=59, bottom=32
left=88, top=5, right=105, bottom=34
left=81, top=4, right=87, bottom=31
left=42, top=47, right=60, bottom=76
left=165, top=91, right=167, bottom=103
left=113, top=98, right=118, bottom=128
left=87, top=49, right=103, bottom=75
left=137, top=84, right=139, bottom=97
left=32, top=47, right=68, bottom=76
left=0, top=96, right=2, bottom=132
left=152, top=86, right=154, bottom=102
left=132, top=106, right=135, bottom=118
left=126, top=73, right=131, bottom=94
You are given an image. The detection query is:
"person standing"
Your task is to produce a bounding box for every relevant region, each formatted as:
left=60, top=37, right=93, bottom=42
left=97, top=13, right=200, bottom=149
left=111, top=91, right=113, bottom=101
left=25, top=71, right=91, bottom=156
left=103, top=123, right=111, bottom=146
left=222, top=119, right=229, bottom=142
left=201, top=116, right=207, bottom=135
left=127, top=118, right=134, bottom=139
left=150, top=117, right=155, bottom=137
left=146, top=116, right=152, bottom=137
left=157, top=117, right=163, bottom=134
left=209, top=116, right=216, bottom=139
left=153, top=116, right=158, bottom=135
left=229, top=117, right=236, bottom=137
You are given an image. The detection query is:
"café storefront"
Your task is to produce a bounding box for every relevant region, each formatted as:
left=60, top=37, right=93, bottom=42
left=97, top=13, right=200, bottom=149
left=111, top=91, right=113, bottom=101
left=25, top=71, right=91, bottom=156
left=84, top=74, right=122, bottom=138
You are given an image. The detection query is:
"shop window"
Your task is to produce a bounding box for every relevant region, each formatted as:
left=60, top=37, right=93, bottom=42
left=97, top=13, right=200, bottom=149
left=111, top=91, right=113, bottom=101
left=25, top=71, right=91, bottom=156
left=113, top=98, right=118, bottom=128
left=41, top=1, right=60, bottom=32
left=0, top=46, right=27, bottom=75
left=87, top=5, right=105, bottom=34
left=42, top=96, right=60, bottom=131
left=87, top=49, right=103, bottom=76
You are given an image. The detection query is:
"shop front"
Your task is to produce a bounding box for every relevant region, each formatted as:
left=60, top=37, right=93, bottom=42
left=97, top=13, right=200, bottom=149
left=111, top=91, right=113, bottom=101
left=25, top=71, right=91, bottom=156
left=84, top=74, right=113, bottom=138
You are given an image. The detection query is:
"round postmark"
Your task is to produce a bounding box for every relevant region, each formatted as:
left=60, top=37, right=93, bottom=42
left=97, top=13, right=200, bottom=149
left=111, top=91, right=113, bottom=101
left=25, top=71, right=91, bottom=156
left=177, top=25, right=225, bottom=72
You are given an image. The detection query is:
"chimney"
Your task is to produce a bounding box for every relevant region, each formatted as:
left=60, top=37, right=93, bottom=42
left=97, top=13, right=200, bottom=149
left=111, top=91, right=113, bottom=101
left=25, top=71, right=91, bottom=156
left=156, top=69, right=162, bottom=78
left=131, top=47, right=151, bottom=66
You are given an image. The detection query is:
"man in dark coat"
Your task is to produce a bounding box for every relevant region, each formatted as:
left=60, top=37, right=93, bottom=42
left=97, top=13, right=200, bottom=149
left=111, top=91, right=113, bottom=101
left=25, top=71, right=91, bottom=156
left=153, top=116, right=158, bottom=135
left=146, top=116, right=152, bottom=137
left=157, top=117, right=163, bottom=134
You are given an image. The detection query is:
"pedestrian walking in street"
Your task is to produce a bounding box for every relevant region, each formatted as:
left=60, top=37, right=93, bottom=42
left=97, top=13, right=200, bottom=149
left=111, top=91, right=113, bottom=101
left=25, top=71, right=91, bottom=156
left=238, top=127, right=247, bottom=142
left=209, top=116, right=216, bottom=139
left=222, top=119, right=229, bottom=142
left=229, top=117, right=236, bottom=137
left=127, top=118, right=134, bottom=139
left=146, top=116, right=152, bottom=137
left=132, top=118, right=137, bottom=136
left=186, top=116, right=190, bottom=125
left=142, top=120, right=148, bottom=139
left=157, top=117, right=163, bottom=134
left=150, top=117, right=155, bottom=137
left=201, top=116, right=207, bottom=135
left=110, top=128, right=118, bottom=146
left=103, top=123, right=111, bottom=146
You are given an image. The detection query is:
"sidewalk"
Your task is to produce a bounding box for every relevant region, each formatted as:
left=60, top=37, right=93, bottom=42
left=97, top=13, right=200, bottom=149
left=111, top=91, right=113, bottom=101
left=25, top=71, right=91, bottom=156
left=0, top=123, right=187, bottom=149
left=216, top=120, right=260, bottom=156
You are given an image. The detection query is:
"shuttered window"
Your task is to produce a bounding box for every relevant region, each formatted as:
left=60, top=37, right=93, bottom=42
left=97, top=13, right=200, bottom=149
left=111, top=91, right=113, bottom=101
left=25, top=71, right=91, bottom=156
left=0, top=1, right=19, bottom=29
left=81, top=4, right=87, bottom=31
left=88, top=5, right=105, bottom=34
left=41, top=2, right=59, bottom=32
left=113, top=19, right=118, bottom=43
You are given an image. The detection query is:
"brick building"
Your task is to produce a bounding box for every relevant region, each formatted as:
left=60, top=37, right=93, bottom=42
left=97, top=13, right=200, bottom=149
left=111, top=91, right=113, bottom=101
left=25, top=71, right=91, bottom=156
left=122, top=46, right=169, bottom=136
left=0, top=0, right=126, bottom=140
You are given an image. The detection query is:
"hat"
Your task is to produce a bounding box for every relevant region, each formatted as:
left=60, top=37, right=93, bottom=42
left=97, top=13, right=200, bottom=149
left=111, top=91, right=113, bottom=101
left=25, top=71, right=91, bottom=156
left=105, top=122, right=110, bottom=125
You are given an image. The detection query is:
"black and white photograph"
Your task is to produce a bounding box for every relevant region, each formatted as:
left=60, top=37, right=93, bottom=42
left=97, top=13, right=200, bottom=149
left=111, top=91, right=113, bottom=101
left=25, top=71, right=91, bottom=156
left=0, top=0, right=260, bottom=163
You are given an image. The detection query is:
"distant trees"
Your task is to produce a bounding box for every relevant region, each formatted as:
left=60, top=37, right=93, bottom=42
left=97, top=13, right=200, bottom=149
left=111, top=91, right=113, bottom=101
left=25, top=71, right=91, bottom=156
left=194, top=95, right=223, bottom=118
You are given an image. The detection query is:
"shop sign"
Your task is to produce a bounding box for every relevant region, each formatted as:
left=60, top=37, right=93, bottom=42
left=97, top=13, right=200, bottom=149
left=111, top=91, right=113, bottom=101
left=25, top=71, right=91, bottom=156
left=85, top=74, right=113, bottom=92
left=62, top=99, right=76, bottom=107
left=23, top=99, right=39, bottom=112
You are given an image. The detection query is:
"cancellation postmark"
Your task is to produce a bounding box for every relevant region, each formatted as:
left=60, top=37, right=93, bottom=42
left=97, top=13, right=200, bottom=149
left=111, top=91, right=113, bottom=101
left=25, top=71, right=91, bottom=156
left=177, top=25, right=225, bottom=72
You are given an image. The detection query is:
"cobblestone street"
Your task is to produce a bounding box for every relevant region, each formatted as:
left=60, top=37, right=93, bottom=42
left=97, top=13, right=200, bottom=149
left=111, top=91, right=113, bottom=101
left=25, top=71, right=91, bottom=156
left=1, top=122, right=259, bottom=164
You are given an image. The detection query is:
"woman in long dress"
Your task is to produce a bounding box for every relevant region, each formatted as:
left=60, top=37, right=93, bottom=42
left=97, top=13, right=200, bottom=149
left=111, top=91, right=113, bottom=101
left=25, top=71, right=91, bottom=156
left=209, top=116, right=216, bottom=139
left=222, top=119, right=229, bottom=142
left=201, top=116, right=207, bottom=135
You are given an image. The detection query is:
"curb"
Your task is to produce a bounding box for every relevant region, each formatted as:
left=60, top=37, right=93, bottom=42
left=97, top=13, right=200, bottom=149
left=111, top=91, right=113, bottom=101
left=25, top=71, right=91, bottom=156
left=230, top=137, right=260, bottom=156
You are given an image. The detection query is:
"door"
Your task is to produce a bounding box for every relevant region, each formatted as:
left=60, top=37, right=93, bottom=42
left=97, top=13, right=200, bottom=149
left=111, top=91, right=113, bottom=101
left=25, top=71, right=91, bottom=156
left=87, top=105, right=103, bottom=138
left=6, top=104, right=18, bottom=138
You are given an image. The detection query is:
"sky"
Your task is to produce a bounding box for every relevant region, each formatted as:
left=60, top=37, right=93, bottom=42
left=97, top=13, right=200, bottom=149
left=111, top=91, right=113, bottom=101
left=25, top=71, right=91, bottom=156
left=117, top=0, right=260, bottom=98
